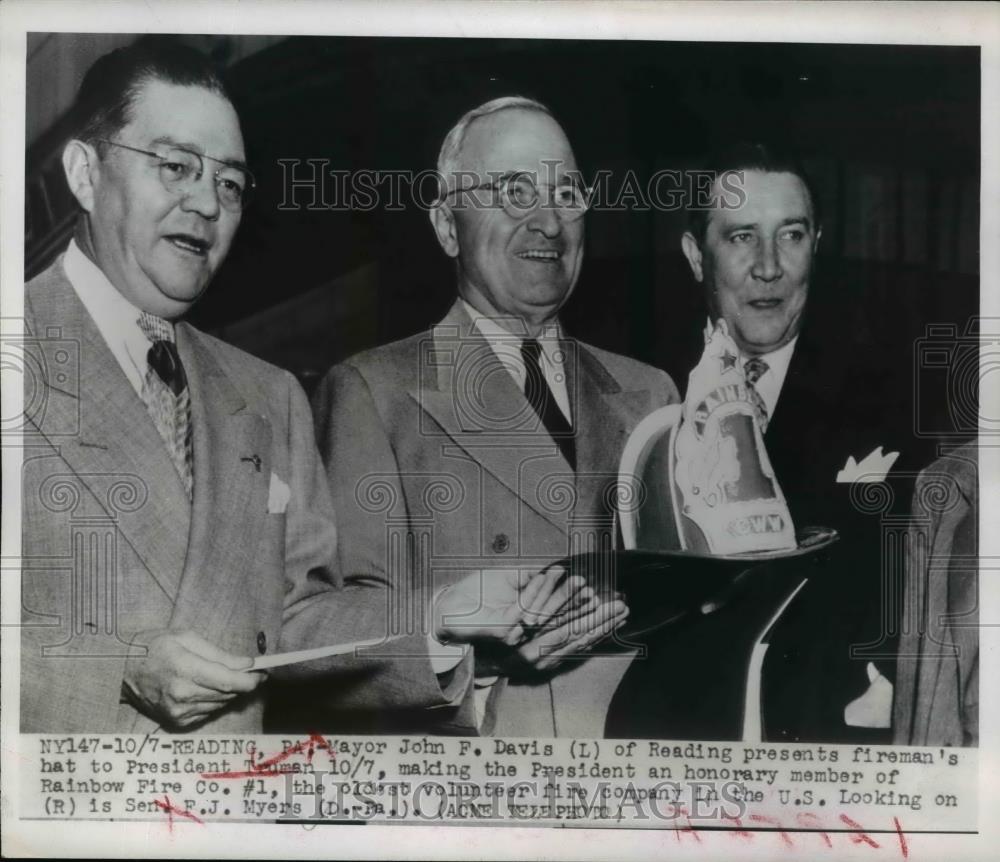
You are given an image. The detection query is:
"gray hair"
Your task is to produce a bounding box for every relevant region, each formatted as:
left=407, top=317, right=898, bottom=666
left=436, top=95, right=552, bottom=193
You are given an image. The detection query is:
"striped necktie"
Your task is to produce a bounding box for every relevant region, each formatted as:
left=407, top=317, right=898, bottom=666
left=743, top=356, right=770, bottom=433
left=137, top=312, right=194, bottom=498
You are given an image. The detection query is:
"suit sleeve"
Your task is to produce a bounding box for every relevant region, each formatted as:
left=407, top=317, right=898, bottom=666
left=893, top=446, right=978, bottom=746
left=276, top=371, right=471, bottom=713
left=312, top=363, right=407, bottom=580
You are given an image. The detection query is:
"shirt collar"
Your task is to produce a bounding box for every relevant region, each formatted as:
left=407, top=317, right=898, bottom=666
left=744, top=335, right=798, bottom=378
left=63, top=238, right=156, bottom=393
left=459, top=298, right=563, bottom=363
left=741, top=335, right=798, bottom=418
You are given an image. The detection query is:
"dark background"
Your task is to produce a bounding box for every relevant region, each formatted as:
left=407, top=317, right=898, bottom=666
left=26, top=35, right=979, bottom=418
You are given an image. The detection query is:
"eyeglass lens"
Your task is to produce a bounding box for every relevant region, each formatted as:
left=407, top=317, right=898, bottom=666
left=502, top=175, right=586, bottom=219
left=157, top=148, right=251, bottom=211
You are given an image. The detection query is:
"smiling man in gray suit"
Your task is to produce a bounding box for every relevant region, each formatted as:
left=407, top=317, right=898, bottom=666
left=313, top=97, right=680, bottom=736
left=20, top=39, right=505, bottom=733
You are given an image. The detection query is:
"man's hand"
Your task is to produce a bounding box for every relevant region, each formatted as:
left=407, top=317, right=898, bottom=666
left=433, top=565, right=587, bottom=646
left=122, top=630, right=263, bottom=729
left=513, top=598, right=628, bottom=673
left=434, top=566, right=628, bottom=674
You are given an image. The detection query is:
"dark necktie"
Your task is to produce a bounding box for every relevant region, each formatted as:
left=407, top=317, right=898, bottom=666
left=743, top=356, right=770, bottom=433
left=137, top=312, right=194, bottom=498
left=520, top=337, right=576, bottom=470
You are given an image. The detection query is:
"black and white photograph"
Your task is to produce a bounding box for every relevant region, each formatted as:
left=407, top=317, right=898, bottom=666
left=2, top=1, right=996, bottom=859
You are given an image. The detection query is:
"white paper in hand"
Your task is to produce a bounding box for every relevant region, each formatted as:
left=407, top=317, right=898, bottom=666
left=250, top=637, right=385, bottom=671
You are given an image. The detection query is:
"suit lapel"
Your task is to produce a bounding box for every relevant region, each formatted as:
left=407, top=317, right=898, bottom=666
left=412, top=302, right=657, bottom=531
left=413, top=302, right=572, bottom=530
left=170, top=325, right=271, bottom=633
left=765, top=328, right=854, bottom=502
left=768, top=322, right=851, bottom=437
left=26, top=267, right=191, bottom=601
left=568, top=343, right=658, bottom=481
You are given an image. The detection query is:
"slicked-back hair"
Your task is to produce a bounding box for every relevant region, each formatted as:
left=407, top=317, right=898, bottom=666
left=688, top=141, right=821, bottom=245
left=436, top=95, right=552, bottom=195
left=70, top=36, right=233, bottom=158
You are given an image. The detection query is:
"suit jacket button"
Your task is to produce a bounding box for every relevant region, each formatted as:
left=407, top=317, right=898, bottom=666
left=491, top=533, right=510, bottom=553
left=256, top=631, right=267, bottom=654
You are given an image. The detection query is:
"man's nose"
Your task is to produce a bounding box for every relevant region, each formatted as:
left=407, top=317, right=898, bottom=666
left=179, top=173, right=222, bottom=220
left=751, top=238, right=783, bottom=282
left=525, top=198, right=563, bottom=237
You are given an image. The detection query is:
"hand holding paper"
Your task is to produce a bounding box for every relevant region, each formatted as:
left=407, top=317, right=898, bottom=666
left=247, top=568, right=620, bottom=675
left=123, top=629, right=262, bottom=729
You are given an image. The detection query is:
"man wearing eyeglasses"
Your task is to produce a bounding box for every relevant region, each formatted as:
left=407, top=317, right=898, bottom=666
left=309, top=97, right=680, bottom=736
left=20, top=39, right=482, bottom=733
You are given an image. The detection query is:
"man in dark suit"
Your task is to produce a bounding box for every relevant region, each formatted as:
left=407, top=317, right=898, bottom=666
left=312, top=97, right=680, bottom=736
left=20, top=39, right=545, bottom=732
left=609, top=143, right=937, bottom=743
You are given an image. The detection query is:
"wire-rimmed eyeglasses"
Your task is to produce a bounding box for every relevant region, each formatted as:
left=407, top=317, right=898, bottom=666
left=444, top=171, right=589, bottom=222
left=96, top=138, right=255, bottom=212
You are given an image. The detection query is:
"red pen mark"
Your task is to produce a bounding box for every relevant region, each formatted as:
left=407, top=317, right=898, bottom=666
left=153, top=795, right=203, bottom=831
left=749, top=813, right=794, bottom=847
left=722, top=814, right=754, bottom=841
left=671, top=804, right=702, bottom=843
left=840, top=814, right=880, bottom=849
left=796, top=812, right=833, bottom=848
left=894, top=817, right=909, bottom=858
left=200, top=733, right=335, bottom=779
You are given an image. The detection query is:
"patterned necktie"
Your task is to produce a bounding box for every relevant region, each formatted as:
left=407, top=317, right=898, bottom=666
left=743, top=356, right=770, bottom=433
left=137, top=312, right=194, bottom=498
left=520, top=338, right=576, bottom=470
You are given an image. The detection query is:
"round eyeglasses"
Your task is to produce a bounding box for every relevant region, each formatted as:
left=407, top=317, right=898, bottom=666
left=96, top=139, right=255, bottom=212
left=445, top=172, right=589, bottom=222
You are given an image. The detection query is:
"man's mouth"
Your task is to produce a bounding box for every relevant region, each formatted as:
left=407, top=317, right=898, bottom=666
left=748, top=298, right=783, bottom=310
left=515, top=249, right=562, bottom=262
left=165, top=234, right=211, bottom=257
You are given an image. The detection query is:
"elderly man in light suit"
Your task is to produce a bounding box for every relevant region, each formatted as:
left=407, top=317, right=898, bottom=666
left=21, top=41, right=551, bottom=733
left=312, top=97, right=680, bottom=737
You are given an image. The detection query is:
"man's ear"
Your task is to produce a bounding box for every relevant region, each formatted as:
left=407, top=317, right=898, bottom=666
left=681, top=231, right=704, bottom=282
left=61, top=139, right=99, bottom=214
left=813, top=225, right=823, bottom=254
left=429, top=203, right=459, bottom=258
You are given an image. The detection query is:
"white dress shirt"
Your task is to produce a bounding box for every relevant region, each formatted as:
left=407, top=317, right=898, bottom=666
left=63, top=238, right=157, bottom=394
left=459, top=299, right=577, bottom=725
left=461, top=299, right=573, bottom=425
